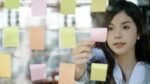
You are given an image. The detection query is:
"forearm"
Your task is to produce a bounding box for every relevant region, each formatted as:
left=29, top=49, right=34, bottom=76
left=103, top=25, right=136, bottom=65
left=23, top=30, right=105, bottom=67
left=75, top=65, right=86, bottom=81
left=75, top=70, right=88, bottom=84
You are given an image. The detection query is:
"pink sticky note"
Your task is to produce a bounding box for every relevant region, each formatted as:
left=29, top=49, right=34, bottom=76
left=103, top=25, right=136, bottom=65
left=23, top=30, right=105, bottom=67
left=91, top=28, right=107, bottom=42
left=31, top=0, right=47, bottom=16
left=30, top=64, right=47, bottom=81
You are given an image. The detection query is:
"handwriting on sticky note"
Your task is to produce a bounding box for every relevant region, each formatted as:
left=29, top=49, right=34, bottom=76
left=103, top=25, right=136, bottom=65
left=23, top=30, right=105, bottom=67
left=0, top=53, right=11, bottom=78
left=91, top=0, right=107, bottom=12
left=29, top=27, right=45, bottom=50
left=60, top=0, right=76, bottom=14
left=90, top=63, right=108, bottom=81
left=3, top=27, right=19, bottom=47
left=4, top=0, right=19, bottom=9
left=31, top=0, right=46, bottom=16
left=58, top=63, right=75, bottom=84
left=91, top=28, right=107, bottom=42
left=30, top=64, right=47, bottom=81
left=59, top=28, right=76, bottom=48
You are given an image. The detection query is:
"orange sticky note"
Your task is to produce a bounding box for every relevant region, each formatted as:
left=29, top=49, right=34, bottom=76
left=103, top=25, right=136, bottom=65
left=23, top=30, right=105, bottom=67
left=91, top=28, right=107, bottom=42
left=0, top=53, right=11, bottom=78
left=59, top=27, right=76, bottom=48
left=90, top=63, right=108, bottom=81
left=60, top=0, right=76, bottom=14
left=29, top=27, right=45, bottom=50
left=58, top=63, right=75, bottom=84
left=91, top=0, right=107, bottom=12
left=3, top=27, right=19, bottom=47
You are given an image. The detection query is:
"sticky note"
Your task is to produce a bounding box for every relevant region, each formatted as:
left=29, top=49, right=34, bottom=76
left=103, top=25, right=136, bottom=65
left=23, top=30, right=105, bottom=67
left=91, top=0, right=107, bottom=12
left=3, top=27, right=19, bottom=47
left=30, top=64, right=47, bottom=81
left=31, top=0, right=47, bottom=16
left=60, top=0, right=76, bottom=14
left=29, top=27, right=45, bottom=50
left=4, top=0, right=19, bottom=9
left=58, top=63, right=75, bottom=84
left=0, top=53, right=11, bottom=78
left=90, top=63, right=108, bottom=81
left=91, top=28, right=107, bottom=42
left=59, top=27, right=76, bottom=48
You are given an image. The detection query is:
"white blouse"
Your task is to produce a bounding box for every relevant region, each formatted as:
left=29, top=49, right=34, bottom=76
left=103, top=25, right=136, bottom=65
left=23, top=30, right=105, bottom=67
left=113, top=62, right=145, bottom=84
left=76, top=62, right=146, bottom=84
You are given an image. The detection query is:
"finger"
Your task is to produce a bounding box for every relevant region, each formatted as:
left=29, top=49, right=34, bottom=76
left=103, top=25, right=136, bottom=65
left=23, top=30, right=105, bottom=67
left=77, top=40, right=95, bottom=48
left=72, top=41, right=95, bottom=54
left=73, top=52, right=91, bottom=60
left=77, top=46, right=91, bottom=54
left=72, top=46, right=92, bottom=56
left=73, top=57, right=89, bottom=65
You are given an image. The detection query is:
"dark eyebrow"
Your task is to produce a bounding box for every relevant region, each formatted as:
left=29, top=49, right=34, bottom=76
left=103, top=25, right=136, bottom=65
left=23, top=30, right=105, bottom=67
left=121, top=21, right=131, bottom=25
left=108, top=23, right=114, bottom=25
left=109, top=21, right=131, bottom=26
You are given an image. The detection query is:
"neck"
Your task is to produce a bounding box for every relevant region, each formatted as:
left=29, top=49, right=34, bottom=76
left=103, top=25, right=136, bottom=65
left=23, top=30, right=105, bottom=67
left=115, top=49, right=137, bottom=83
left=116, top=53, right=137, bottom=70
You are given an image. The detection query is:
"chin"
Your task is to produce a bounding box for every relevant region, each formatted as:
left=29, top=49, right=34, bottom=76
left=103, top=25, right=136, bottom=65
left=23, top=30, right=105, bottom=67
left=113, top=50, right=127, bottom=56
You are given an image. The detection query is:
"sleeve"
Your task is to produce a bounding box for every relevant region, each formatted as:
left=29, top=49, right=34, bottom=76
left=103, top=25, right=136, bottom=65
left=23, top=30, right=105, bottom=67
left=75, top=71, right=90, bottom=84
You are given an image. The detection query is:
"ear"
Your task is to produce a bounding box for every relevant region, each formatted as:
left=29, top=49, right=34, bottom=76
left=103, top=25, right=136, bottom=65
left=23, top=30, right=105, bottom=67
left=137, top=33, right=141, bottom=40
left=137, top=36, right=140, bottom=40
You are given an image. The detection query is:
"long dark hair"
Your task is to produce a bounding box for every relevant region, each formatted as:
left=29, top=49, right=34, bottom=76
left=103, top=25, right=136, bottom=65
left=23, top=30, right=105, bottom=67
left=90, top=0, right=150, bottom=84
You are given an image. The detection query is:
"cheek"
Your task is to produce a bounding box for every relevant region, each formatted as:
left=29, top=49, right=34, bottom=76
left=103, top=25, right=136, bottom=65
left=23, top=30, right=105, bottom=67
left=127, top=34, right=137, bottom=47
left=125, top=30, right=138, bottom=44
left=106, top=34, right=113, bottom=48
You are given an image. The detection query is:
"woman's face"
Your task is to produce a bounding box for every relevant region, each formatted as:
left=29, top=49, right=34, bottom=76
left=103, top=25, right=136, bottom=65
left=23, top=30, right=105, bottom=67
left=107, top=11, right=138, bottom=56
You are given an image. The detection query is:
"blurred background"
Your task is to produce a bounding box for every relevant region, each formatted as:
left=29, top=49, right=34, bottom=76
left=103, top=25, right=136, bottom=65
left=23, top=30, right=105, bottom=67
left=0, top=0, right=149, bottom=84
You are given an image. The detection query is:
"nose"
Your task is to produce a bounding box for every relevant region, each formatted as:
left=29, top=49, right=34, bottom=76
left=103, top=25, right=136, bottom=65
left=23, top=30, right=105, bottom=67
left=114, top=30, right=123, bottom=39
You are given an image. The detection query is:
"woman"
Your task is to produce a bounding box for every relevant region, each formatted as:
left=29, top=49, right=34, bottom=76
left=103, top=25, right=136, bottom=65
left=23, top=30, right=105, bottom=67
left=72, top=0, right=150, bottom=84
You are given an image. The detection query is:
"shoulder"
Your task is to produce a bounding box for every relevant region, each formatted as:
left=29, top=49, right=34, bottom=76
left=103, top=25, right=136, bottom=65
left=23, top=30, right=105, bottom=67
left=144, top=63, right=150, bottom=83
left=145, top=63, right=150, bottom=75
left=145, top=63, right=150, bottom=71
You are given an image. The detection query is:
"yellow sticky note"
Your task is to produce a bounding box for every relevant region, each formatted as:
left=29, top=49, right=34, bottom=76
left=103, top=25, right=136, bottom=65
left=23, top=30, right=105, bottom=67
left=59, top=63, right=75, bottom=84
left=4, top=0, right=20, bottom=9
left=60, top=0, right=76, bottom=14
left=0, top=53, right=11, bottom=78
left=59, top=27, right=76, bottom=48
left=29, top=27, right=45, bottom=50
left=3, top=27, right=19, bottom=47
left=91, top=63, right=108, bottom=81
left=91, top=0, right=107, bottom=12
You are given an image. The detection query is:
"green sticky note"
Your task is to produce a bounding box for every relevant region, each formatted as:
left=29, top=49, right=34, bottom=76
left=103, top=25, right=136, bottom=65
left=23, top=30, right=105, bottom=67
left=59, top=27, right=76, bottom=48
left=0, top=53, right=11, bottom=78
left=60, top=0, right=76, bottom=14
left=91, top=63, right=108, bottom=81
left=4, top=0, right=20, bottom=9
left=91, top=0, right=107, bottom=12
left=3, top=27, right=19, bottom=47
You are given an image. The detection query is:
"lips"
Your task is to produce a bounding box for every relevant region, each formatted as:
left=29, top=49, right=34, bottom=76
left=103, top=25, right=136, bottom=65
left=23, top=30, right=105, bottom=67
left=113, top=42, right=126, bottom=48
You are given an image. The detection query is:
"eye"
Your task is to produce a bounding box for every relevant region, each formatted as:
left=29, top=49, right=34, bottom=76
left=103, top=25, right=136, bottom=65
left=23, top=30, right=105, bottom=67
left=123, top=26, right=130, bottom=30
left=108, top=26, right=113, bottom=31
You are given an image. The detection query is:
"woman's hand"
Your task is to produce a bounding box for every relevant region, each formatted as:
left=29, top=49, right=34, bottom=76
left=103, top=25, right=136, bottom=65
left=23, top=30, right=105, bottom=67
left=72, top=40, right=95, bottom=80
